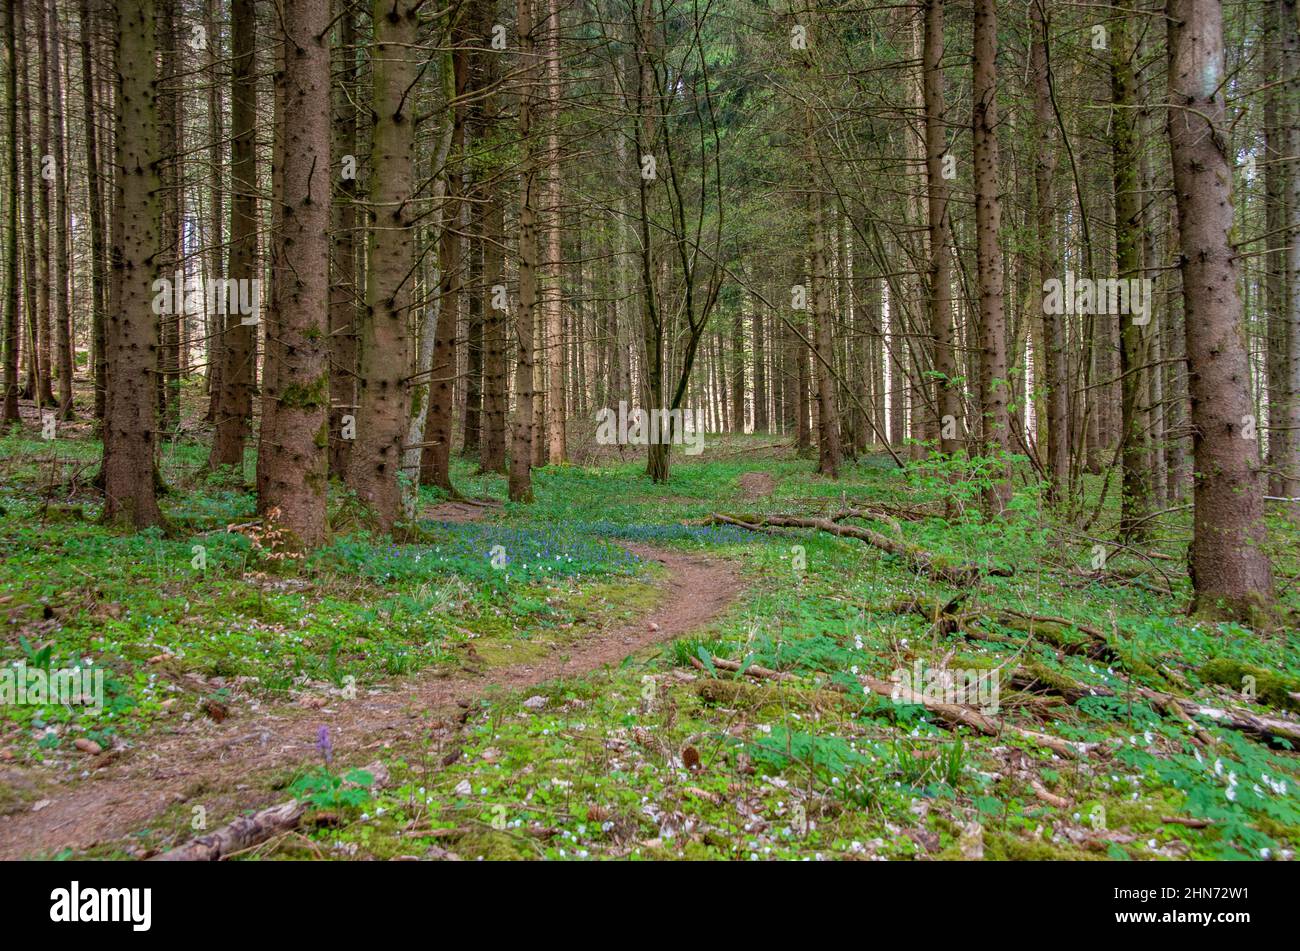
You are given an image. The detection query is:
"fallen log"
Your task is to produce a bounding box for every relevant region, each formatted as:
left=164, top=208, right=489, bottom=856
left=1011, top=666, right=1300, bottom=748
left=707, top=512, right=1009, bottom=586
left=151, top=799, right=305, bottom=861
left=854, top=674, right=1091, bottom=760
left=690, top=652, right=1089, bottom=759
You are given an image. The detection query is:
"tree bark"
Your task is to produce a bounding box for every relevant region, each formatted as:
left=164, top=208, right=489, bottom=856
left=923, top=0, right=961, bottom=455
left=208, top=0, right=258, bottom=473
left=0, top=0, right=19, bottom=430
left=972, top=0, right=1011, bottom=513
left=347, top=0, right=415, bottom=531
left=103, top=0, right=163, bottom=530
left=327, top=0, right=358, bottom=479
left=1167, top=0, right=1274, bottom=619
left=256, top=0, right=332, bottom=547
left=510, top=0, right=539, bottom=502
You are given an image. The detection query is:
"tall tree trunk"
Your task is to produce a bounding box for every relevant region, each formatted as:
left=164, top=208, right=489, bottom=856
left=543, top=0, right=565, bottom=462
left=422, top=39, right=468, bottom=494
left=46, top=4, right=73, bottom=420
left=1113, top=3, right=1151, bottom=539
left=156, top=0, right=180, bottom=432
left=510, top=0, right=539, bottom=502
left=327, top=1, right=358, bottom=477
left=1278, top=0, right=1300, bottom=498
left=204, top=0, right=225, bottom=423
left=923, top=0, right=961, bottom=455
left=346, top=0, right=415, bottom=530
left=33, top=0, right=53, bottom=408
left=973, top=0, right=1011, bottom=513
left=209, top=0, right=258, bottom=473
left=82, top=0, right=108, bottom=429
left=1032, top=0, right=1067, bottom=498
left=256, top=0, right=332, bottom=547
left=807, top=106, right=840, bottom=476
left=478, top=2, right=507, bottom=475
left=0, top=0, right=19, bottom=430
left=103, top=0, right=163, bottom=529
left=1167, top=0, right=1274, bottom=618
left=753, top=295, right=767, bottom=434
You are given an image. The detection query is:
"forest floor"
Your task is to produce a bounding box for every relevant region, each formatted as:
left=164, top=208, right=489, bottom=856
left=1, top=401, right=1299, bottom=860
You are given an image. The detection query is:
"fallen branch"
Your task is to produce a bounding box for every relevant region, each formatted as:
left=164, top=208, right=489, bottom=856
left=707, top=512, right=1009, bottom=586
left=151, top=800, right=305, bottom=862
left=691, top=652, right=1088, bottom=760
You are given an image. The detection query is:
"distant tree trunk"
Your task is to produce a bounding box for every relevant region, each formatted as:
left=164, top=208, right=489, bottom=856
left=972, top=0, right=1011, bottom=513
left=0, top=0, right=19, bottom=430
left=1167, top=0, right=1274, bottom=619
left=1031, top=0, right=1067, bottom=499
left=543, top=0, right=565, bottom=462
left=463, top=201, right=484, bottom=458
left=79, top=0, right=108, bottom=428
left=1165, top=202, right=1191, bottom=501
left=463, top=42, right=486, bottom=463
left=923, top=0, right=960, bottom=455
left=33, top=1, right=53, bottom=408
left=203, top=0, right=225, bottom=423
left=1265, top=0, right=1287, bottom=496
left=795, top=311, right=811, bottom=453
left=17, top=0, right=39, bottom=407
left=256, top=0, right=332, bottom=546
left=731, top=309, right=744, bottom=433
left=346, top=0, right=414, bottom=531
left=422, top=39, right=467, bottom=494
left=807, top=105, right=840, bottom=477
left=753, top=296, right=767, bottom=433
left=45, top=4, right=73, bottom=420
left=887, top=286, right=906, bottom=447
left=103, top=0, right=163, bottom=529
left=1113, top=3, right=1151, bottom=539
left=1278, top=0, right=1300, bottom=498
left=510, top=0, right=538, bottom=502
left=156, top=0, right=180, bottom=432
left=478, top=3, right=507, bottom=474
left=209, top=0, right=257, bottom=472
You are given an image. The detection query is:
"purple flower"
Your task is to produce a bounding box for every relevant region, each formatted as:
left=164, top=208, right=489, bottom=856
left=316, top=725, right=333, bottom=765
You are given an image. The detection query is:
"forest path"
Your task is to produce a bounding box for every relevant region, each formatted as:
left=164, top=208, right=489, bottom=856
left=0, top=519, right=740, bottom=859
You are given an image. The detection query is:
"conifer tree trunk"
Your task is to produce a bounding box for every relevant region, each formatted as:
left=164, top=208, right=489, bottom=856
left=209, top=0, right=258, bottom=472
left=347, top=0, right=415, bottom=530
left=478, top=1, right=508, bottom=475
left=45, top=5, right=73, bottom=420
left=0, top=0, right=19, bottom=430
left=1113, top=3, right=1151, bottom=539
left=510, top=0, right=539, bottom=502
left=256, top=0, right=332, bottom=546
left=923, top=0, right=961, bottom=455
left=1167, top=0, right=1274, bottom=618
left=972, top=0, right=1011, bottom=513
left=79, top=0, right=107, bottom=429
left=103, top=0, right=163, bottom=529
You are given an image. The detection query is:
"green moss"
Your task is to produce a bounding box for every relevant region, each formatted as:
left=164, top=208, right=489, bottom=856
left=1199, top=658, right=1300, bottom=713
left=983, top=830, right=1098, bottom=861
left=278, top=374, right=329, bottom=411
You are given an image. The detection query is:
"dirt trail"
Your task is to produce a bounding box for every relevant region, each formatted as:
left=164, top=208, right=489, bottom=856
left=0, top=542, right=738, bottom=859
